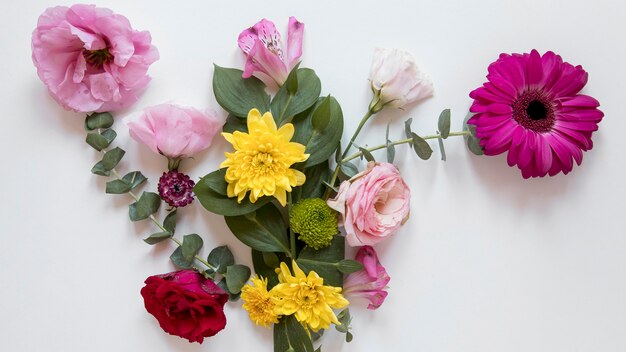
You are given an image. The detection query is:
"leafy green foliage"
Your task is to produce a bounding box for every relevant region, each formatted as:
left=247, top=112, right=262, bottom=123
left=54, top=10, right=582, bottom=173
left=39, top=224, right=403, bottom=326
left=438, top=138, right=447, bottom=161
left=91, top=147, right=125, bottom=176
left=292, top=161, right=331, bottom=202
left=181, top=234, right=203, bottom=262
left=128, top=191, right=161, bottom=221
left=84, top=112, right=113, bottom=131
left=438, top=108, right=451, bottom=139
left=339, top=161, right=359, bottom=180
left=337, top=259, right=363, bottom=274
left=194, top=169, right=271, bottom=216
left=163, top=210, right=177, bottom=233
left=222, top=114, right=248, bottom=134
left=225, top=203, right=290, bottom=254
left=335, top=308, right=354, bottom=343
left=292, top=96, right=344, bottom=168
left=225, top=264, right=251, bottom=294
left=463, top=112, right=484, bottom=155
left=86, top=129, right=116, bottom=151
left=143, top=231, right=172, bottom=245
left=357, top=145, right=375, bottom=162
left=411, top=133, right=433, bottom=160
left=296, top=236, right=345, bottom=287
left=207, top=245, right=235, bottom=274
left=170, top=247, right=193, bottom=269
left=251, top=249, right=280, bottom=289
left=213, top=65, right=270, bottom=118
left=311, top=94, right=331, bottom=131
left=271, top=67, right=321, bottom=125
left=105, top=171, right=147, bottom=194
left=274, top=315, right=315, bottom=352
left=386, top=121, right=395, bottom=163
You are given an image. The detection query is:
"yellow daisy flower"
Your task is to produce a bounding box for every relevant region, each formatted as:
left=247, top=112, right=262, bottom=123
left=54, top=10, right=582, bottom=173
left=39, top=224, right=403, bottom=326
left=241, top=276, right=279, bottom=327
left=219, top=109, right=309, bottom=206
left=270, top=261, right=349, bottom=331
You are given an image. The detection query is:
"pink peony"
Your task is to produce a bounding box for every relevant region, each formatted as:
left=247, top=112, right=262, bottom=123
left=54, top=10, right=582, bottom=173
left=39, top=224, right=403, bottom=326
left=238, top=17, right=304, bottom=86
left=32, top=4, right=159, bottom=113
left=127, top=103, right=225, bottom=160
left=343, top=246, right=390, bottom=310
left=469, top=50, right=604, bottom=178
left=368, top=48, right=434, bottom=111
left=327, top=162, right=410, bottom=247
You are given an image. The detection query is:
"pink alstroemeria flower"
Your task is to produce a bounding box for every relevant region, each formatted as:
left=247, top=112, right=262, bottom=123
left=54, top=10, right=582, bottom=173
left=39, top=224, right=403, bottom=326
left=343, top=246, right=390, bottom=310
left=238, top=17, right=304, bottom=86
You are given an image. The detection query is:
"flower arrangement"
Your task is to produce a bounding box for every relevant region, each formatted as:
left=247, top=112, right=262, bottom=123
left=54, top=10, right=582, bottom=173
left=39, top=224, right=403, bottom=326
left=32, top=4, right=604, bottom=351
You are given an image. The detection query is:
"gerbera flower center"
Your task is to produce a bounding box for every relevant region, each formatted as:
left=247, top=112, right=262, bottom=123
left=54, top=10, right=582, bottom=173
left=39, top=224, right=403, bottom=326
left=512, top=90, right=555, bottom=133
left=83, top=48, right=113, bottom=68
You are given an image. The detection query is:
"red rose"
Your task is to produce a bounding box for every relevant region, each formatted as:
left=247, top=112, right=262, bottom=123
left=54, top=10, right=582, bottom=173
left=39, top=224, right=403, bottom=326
left=140, top=270, right=228, bottom=343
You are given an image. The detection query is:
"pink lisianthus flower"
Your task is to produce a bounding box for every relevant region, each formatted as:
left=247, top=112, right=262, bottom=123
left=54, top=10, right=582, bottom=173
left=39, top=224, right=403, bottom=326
left=327, top=162, right=411, bottom=247
left=343, top=246, right=390, bottom=310
left=368, top=48, right=434, bottom=112
left=238, top=17, right=304, bottom=86
left=127, top=103, right=225, bottom=162
left=31, top=4, right=159, bottom=113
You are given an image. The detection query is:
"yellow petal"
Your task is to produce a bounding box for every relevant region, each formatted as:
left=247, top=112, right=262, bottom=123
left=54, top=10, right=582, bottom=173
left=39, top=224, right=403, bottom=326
left=273, top=188, right=287, bottom=206
left=277, top=123, right=294, bottom=140
left=261, top=111, right=277, bottom=131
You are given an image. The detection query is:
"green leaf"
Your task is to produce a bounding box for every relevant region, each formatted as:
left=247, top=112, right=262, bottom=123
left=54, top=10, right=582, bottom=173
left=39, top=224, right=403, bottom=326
left=225, top=203, right=290, bottom=254
left=123, top=171, right=147, bottom=189
left=271, top=67, right=321, bottom=125
left=385, top=121, right=395, bottom=163
left=252, top=249, right=280, bottom=288
left=274, top=315, right=315, bottom=352
left=311, top=95, right=331, bottom=131
left=222, top=114, right=248, bottom=134
left=404, top=118, right=413, bottom=139
left=296, top=236, right=345, bottom=287
left=194, top=169, right=272, bottom=216
left=217, top=278, right=241, bottom=301
left=170, top=247, right=193, bottom=269
left=346, top=332, right=353, bottom=343
left=163, top=210, right=177, bottom=234
left=225, top=264, right=251, bottom=294
left=143, top=231, right=172, bottom=245
left=292, top=161, right=331, bottom=202
left=339, top=161, right=359, bottom=179
left=207, top=245, right=235, bottom=274
left=85, top=129, right=116, bottom=151
left=128, top=192, right=161, bottom=221
left=337, top=259, right=363, bottom=274
left=84, top=112, right=113, bottom=131
left=463, top=112, right=484, bottom=155
left=213, top=65, right=270, bottom=117
left=91, top=147, right=125, bottom=176
left=105, top=171, right=146, bottom=194
left=438, top=109, right=451, bottom=139
left=285, top=62, right=301, bottom=95
left=181, top=234, right=203, bottom=262
left=262, top=251, right=280, bottom=268
left=292, top=96, right=344, bottom=168
left=438, top=137, right=447, bottom=161
left=357, top=146, right=375, bottom=162
left=411, top=133, right=433, bottom=160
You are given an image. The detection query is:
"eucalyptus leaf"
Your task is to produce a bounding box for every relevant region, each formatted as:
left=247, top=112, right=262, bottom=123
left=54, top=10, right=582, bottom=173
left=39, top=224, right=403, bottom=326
left=357, top=146, right=375, bottom=162
left=225, top=203, right=290, bottom=254
left=91, top=147, right=125, bottom=176
left=467, top=135, right=484, bottom=155
left=105, top=179, right=131, bottom=194
left=404, top=118, right=413, bottom=139
left=84, top=112, right=113, bottom=131
left=438, top=108, right=451, bottom=139
left=181, top=234, right=203, bottom=262
left=217, top=278, right=241, bottom=301
left=296, top=236, right=345, bottom=287
left=438, top=138, right=447, bottom=161
left=385, top=122, right=396, bottom=163
left=213, top=65, right=270, bottom=117
left=411, top=133, right=433, bottom=160
left=86, top=129, right=116, bottom=151
left=170, top=247, right=193, bottom=269
left=143, top=231, right=172, bottom=245
left=339, top=161, right=359, bottom=179
left=122, top=171, right=147, bottom=190
left=271, top=67, right=321, bottom=126
left=346, top=332, right=353, bottom=343
left=128, top=192, right=161, bottom=221
left=208, top=245, right=235, bottom=274
left=163, top=210, right=177, bottom=234
left=225, top=264, right=251, bottom=294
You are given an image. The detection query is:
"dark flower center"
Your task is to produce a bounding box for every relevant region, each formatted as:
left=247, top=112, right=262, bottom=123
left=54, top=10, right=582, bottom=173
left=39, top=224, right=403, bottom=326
left=83, top=48, right=113, bottom=68
left=512, top=90, right=555, bottom=133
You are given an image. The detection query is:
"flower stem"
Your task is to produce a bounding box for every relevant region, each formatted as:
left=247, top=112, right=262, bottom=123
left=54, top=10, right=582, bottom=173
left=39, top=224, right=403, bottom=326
left=341, top=110, right=375, bottom=159
left=341, top=131, right=470, bottom=163
left=106, top=153, right=216, bottom=271
left=287, top=192, right=296, bottom=258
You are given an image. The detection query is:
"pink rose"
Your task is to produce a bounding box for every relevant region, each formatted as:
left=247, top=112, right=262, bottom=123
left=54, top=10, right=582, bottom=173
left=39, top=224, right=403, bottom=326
left=31, top=4, right=159, bottom=113
left=127, top=103, right=225, bottom=160
left=140, top=270, right=228, bottom=343
left=238, top=17, right=304, bottom=86
left=327, top=162, right=410, bottom=246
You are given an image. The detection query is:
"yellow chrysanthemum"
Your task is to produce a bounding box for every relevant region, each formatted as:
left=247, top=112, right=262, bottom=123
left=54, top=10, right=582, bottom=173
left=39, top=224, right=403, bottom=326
left=270, top=261, right=349, bottom=331
left=219, top=109, right=309, bottom=206
left=241, top=276, right=279, bottom=327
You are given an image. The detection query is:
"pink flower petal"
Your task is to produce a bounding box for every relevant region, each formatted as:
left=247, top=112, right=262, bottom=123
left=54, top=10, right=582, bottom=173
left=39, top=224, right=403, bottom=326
left=286, top=16, right=304, bottom=68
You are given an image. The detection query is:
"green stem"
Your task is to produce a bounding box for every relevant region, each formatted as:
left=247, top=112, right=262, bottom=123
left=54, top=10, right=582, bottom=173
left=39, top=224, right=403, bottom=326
left=287, top=192, right=296, bottom=258
left=108, top=156, right=216, bottom=271
left=342, top=131, right=470, bottom=163
left=341, top=110, right=375, bottom=159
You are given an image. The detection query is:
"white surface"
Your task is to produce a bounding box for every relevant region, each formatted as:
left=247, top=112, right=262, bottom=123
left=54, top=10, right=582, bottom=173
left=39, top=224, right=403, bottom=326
left=1, top=0, right=625, bottom=351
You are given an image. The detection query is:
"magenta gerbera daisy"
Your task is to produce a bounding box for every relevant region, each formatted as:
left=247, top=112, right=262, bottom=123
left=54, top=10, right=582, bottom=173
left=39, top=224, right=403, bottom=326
left=468, top=50, right=604, bottom=178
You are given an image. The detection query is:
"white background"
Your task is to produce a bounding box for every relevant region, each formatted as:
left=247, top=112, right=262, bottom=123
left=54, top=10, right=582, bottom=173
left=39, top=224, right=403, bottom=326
left=1, top=0, right=625, bottom=351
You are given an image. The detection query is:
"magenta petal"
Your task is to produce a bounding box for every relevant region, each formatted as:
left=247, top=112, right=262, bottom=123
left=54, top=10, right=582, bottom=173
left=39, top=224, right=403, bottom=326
left=243, top=40, right=288, bottom=84
left=286, top=16, right=304, bottom=68
left=560, top=95, right=600, bottom=108
left=526, top=49, right=543, bottom=87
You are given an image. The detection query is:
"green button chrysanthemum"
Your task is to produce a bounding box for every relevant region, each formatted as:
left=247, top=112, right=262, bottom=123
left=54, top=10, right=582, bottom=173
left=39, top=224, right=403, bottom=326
left=289, top=198, right=338, bottom=250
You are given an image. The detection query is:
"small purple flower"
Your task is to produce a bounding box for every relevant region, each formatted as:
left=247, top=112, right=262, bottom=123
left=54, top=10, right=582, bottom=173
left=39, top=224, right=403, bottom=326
left=343, top=246, right=390, bottom=310
left=158, top=171, right=195, bottom=208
